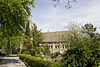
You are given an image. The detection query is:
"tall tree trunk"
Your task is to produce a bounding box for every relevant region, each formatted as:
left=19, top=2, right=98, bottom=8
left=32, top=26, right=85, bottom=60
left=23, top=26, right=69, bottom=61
left=7, top=39, right=10, bottom=56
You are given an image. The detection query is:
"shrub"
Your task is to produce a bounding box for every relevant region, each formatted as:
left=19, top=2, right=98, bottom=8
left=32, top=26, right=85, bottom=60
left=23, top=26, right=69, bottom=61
left=19, top=54, right=58, bottom=67
left=0, top=52, right=6, bottom=56
left=52, top=52, right=61, bottom=58
left=0, top=58, right=2, bottom=62
left=61, top=45, right=100, bottom=67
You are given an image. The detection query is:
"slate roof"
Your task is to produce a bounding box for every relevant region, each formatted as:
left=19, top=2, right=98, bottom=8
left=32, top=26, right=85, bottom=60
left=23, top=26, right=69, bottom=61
left=42, top=31, right=68, bottom=43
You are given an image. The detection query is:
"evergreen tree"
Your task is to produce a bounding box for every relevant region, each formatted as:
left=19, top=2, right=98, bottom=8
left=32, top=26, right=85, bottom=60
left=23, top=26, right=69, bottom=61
left=32, top=24, right=43, bottom=48
left=25, top=21, right=31, bottom=37
left=24, top=21, right=33, bottom=54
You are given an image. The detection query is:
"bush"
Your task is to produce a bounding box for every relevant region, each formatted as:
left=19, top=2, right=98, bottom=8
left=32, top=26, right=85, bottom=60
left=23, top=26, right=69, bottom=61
left=61, top=45, right=100, bottom=67
left=51, top=52, right=61, bottom=59
left=19, top=54, right=59, bottom=67
left=0, top=58, right=2, bottom=62
left=0, top=52, right=6, bottom=56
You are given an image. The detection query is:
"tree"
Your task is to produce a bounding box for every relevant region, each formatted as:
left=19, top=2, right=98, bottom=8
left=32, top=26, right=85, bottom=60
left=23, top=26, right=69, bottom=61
left=60, top=22, right=83, bottom=48
left=23, top=21, right=33, bottom=55
left=0, top=0, right=34, bottom=56
left=82, top=23, right=96, bottom=38
left=24, top=21, right=32, bottom=49
left=42, top=44, right=50, bottom=55
left=32, top=24, right=43, bottom=48
left=30, top=24, right=43, bottom=56
left=52, top=0, right=77, bottom=8
left=25, top=21, right=31, bottom=37
left=23, top=23, right=43, bottom=56
left=0, top=0, right=34, bottom=37
left=61, top=23, right=100, bottom=67
left=61, top=43, right=100, bottom=67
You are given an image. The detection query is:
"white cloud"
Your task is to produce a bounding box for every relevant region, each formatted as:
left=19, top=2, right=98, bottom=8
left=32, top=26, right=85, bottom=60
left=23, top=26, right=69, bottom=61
left=31, top=0, right=100, bottom=33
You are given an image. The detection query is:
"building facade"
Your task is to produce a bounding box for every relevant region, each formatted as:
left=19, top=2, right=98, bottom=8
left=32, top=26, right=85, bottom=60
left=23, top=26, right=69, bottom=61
left=42, top=32, right=68, bottom=54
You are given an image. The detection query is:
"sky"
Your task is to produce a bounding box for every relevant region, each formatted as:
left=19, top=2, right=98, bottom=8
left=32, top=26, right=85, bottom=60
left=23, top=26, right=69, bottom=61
left=30, top=0, right=100, bottom=33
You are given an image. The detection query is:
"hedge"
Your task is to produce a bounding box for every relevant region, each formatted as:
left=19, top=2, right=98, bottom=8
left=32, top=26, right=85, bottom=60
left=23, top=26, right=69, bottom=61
left=19, top=54, right=59, bottom=67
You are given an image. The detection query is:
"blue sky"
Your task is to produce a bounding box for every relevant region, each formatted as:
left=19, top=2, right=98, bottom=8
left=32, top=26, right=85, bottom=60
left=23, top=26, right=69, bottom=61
left=30, top=0, right=100, bottom=33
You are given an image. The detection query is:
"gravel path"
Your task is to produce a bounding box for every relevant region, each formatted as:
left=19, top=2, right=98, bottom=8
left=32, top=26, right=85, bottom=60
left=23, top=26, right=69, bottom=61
left=0, top=56, right=26, bottom=67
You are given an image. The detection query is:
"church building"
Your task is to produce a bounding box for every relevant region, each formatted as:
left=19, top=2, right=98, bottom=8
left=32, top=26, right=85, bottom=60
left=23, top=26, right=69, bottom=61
left=42, top=31, right=68, bottom=54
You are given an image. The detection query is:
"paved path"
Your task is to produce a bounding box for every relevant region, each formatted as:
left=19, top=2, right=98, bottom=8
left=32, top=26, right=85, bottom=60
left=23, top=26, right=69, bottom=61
left=0, top=56, right=26, bottom=67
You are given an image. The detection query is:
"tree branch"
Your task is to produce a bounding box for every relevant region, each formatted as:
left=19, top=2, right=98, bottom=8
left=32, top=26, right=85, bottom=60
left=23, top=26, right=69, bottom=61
left=52, top=0, right=77, bottom=8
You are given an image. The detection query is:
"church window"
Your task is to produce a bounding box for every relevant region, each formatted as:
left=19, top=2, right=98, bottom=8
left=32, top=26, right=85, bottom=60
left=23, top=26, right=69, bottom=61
left=55, top=45, right=57, bottom=48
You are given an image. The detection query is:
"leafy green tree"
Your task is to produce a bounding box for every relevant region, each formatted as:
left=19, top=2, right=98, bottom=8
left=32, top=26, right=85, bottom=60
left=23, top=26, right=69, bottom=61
left=61, top=41, right=100, bottom=67
left=25, top=21, right=31, bottom=37
left=24, top=21, right=32, bottom=48
left=10, top=37, right=20, bottom=54
left=10, top=35, right=26, bottom=54
left=60, top=22, right=83, bottom=48
left=0, top=0, right=34, bottom=56
left=82, top=23, right=98, bottom=45
left=61, top=23, right=100, bottom=67
left=82, top=23, right=96, bottom=38
left=0, top=38, right=8, bottom=55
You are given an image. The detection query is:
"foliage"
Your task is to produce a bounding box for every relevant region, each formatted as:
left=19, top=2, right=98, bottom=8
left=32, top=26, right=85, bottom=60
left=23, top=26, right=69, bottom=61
left=0, top=0, right=34, bottom=56
left=24, top=21, right=33, bottom=54
left=23, top=22, right=43, bottom=56
left=61, top=23, right=100, bottom=67
left=60, top=22, right=83, bottom=48
left=51, top=52, right=61, bottom=59
left=61, top=41, right=100, bottom=67
left=31, top=24, right=43, bottom=56
left=82, top=23, right=96, bottom=38
left=54, top=52, right=61, bottom=57
left=19, top=54, right=58, bottom=67
left=0, top=52, right=6, bottom=56
left=0, top=38, right=8, bottom=51
left=0, top=31, right=27, bottom=55
left=25, top=21, right=31, bottom=37
left=0, top=58, right=2, bottom=62
left=32, top=24, right=43, bottom=48
left=42, top=44, right=50, bottom=55
left=0, top=0, right=34, bottom=37
left=60, top=22, right=98, bottom=48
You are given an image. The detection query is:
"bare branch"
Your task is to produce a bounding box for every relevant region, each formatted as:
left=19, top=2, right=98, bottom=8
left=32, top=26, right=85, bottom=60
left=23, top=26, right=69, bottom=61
left=52, top=0, right=77, bottom=8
